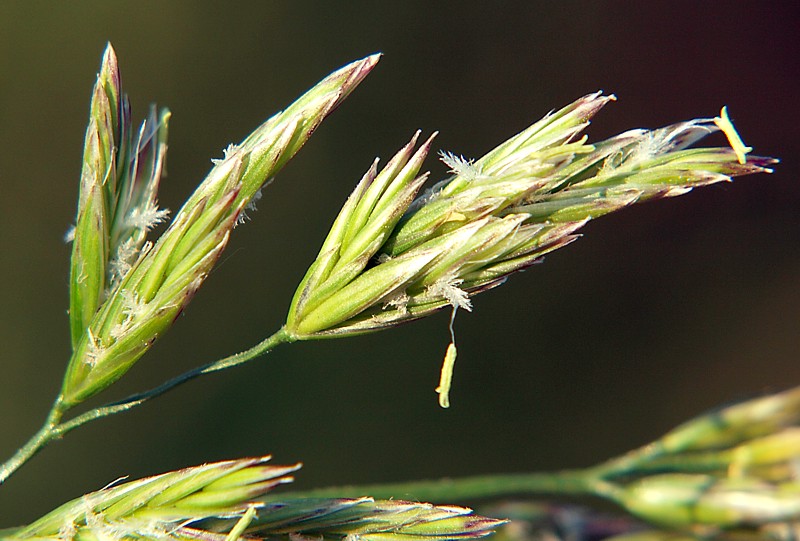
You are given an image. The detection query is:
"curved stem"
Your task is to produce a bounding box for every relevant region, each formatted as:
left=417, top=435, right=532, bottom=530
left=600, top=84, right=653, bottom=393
left=0, top=328, right=293, bottom=485
left=66, top=327, right=293, bottom=428
left=269, top=469, right=623, bottom=504
left=58, top=327, right=294, bottom=437
left=0, top=398, right=67, bottom=485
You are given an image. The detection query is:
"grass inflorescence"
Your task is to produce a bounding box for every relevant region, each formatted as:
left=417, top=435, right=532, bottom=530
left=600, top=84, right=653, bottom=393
left=0, top=43, right=787, bottom=541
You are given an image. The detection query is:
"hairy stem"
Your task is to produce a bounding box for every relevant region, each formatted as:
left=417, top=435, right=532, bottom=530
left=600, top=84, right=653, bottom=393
left=0, top=327, right=293, bottom=485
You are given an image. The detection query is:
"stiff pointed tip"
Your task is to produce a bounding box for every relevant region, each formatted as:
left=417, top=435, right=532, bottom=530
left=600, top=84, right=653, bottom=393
left=747, top=154, right=779, bottom=173
left=339, top=53, right=382, bottom=87
left=101, top=42, right=117, bottom=64
left=364, top=52, right=383, bottom=68
left=421, top=130, right=439, bottom=150
left=345, top=53, right=381, bottom=90
left=408, top=131, right=438, bottom=168
left=99, top=42, right=120, bottom=81
left=577, top=90, right=616, bottom=119
left=313, top=53, right=382, bottom=121
left=265, top=461, right=304, bottom=479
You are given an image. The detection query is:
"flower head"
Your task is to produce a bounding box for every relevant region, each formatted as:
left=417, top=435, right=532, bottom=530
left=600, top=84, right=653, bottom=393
left=285, top=93, right=775, bottom=340
left=597, top=386, right=800, bottom=537
left=10, top=458, right=503, bottom=541
left=61, top=46, right=379, bottom=406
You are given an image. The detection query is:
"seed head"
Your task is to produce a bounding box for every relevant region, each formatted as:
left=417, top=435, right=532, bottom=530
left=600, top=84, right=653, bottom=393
left=593, top=386, right=800, bottom=535
left=61, top=47, right=379, bottom=406
left=285, top=93, right=775, bottom=339
left=13, top=457, right=299, bottom=540
left=12, top=458, right=503, bottom=541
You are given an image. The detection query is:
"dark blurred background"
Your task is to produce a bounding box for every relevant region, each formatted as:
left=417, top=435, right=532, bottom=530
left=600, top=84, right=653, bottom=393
left=1, top=1, right=799, bottom=526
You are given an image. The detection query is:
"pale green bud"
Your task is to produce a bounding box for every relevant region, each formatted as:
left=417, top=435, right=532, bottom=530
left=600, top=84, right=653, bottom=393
left=622, top=474, right=800, bottom=529
left=383, top=92, right=614, bottom=255
left=658, top=386, right=800, bottom=454
left=69, top=184, right=108, bottom=349
left=286, top=133, right=435, bottom=337
left=728, top=428, right=800, bottom=480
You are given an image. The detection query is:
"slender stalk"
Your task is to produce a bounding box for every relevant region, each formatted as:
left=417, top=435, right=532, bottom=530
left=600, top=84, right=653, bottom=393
left=83, top=326, right=295, bottom=416
left=269, top=469, right=623, bottom=504
left=0, top=327, right=293, bottom=485
left=599, top=449, right=730, bottom=477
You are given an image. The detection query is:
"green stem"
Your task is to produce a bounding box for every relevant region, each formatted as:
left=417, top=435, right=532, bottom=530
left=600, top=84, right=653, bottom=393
left=590, top=439, right=673, bottom=479
left=0, top=398, right=66, bottom=485
left=0, top=328, right=293, bottom=486
left=270, top=469, right=623, bottom=504
left=68, top=326, right=294, bottom=425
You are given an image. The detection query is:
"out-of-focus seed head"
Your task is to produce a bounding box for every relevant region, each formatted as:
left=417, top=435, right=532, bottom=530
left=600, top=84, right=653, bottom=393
left=659, top=386, right=800, bottom=454
left=621, top=474, right=800, bottom=530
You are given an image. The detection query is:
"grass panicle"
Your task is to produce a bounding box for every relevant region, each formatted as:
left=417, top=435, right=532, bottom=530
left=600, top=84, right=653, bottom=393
left=595, top=386, right=800, bottom=536
left=285, top=93, right=775, bottom=340
left=0, top=43, right=787, bottom=541
left=5, top=458, right=502, bottom=541
left=60, top=50, right=379, bottom=407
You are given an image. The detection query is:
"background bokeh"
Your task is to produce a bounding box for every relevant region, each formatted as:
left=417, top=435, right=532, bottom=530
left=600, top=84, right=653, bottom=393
left=1, top=1, right=799, bottom=527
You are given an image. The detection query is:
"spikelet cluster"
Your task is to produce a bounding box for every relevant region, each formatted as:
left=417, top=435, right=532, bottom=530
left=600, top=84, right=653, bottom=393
left=7, top=458, right=503, bottom=541
left=285, top=93, right=775, bottom=340
left=61, top=46, right=378, bottom=406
